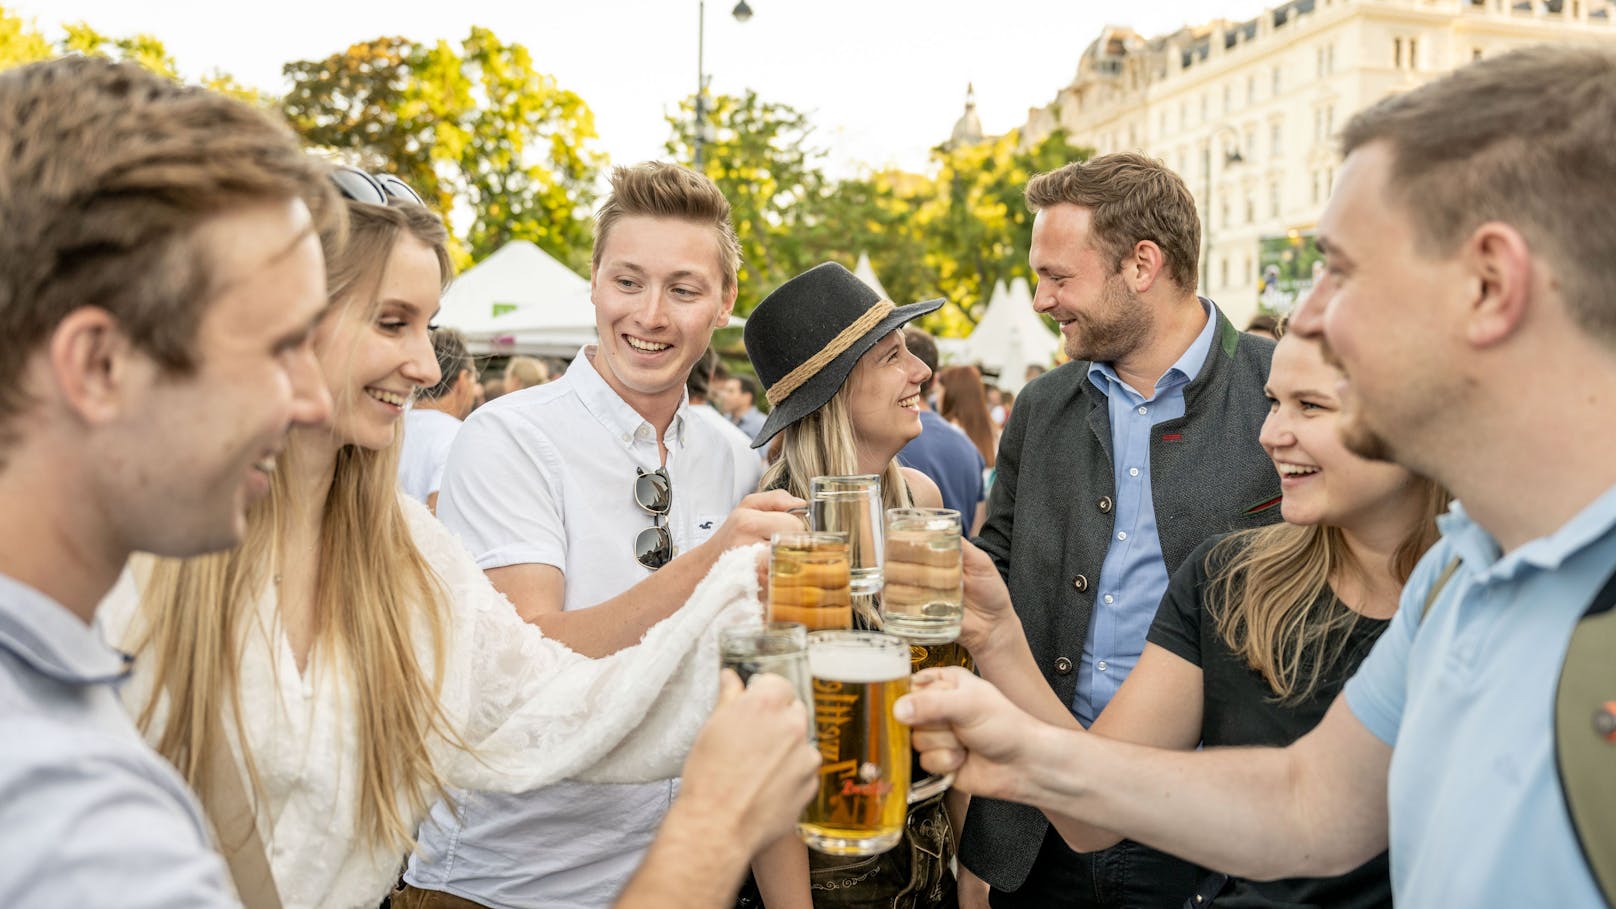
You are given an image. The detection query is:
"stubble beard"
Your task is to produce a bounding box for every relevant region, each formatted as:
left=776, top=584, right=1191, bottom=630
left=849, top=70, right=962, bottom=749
left=1064, top=277, right=1153, bottom=365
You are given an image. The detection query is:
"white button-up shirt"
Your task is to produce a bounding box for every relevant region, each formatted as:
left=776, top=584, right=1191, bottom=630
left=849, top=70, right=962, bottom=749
left=408, top=347, right=747, bottom=908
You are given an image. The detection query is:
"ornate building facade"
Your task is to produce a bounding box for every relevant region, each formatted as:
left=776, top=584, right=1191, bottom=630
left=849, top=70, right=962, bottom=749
left=1018, top=0, right=1616, bottom=324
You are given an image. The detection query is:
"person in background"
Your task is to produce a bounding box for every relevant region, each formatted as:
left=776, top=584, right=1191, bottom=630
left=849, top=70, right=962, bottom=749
left=1246, top=313, right=1279, bottom=340
left=723, top=372, right=768, bottom=441
left=400, top=327, right=477, bottom=512
left=504, top=355, right=549, bottom=392
left=898, top=328, right=987, bottom=535
left=1024, top=364, right=1046, bottom=383
left=687, top=346, right=764, bottom=502
left=935, top=365, right=998, bottom=504
left=0, top=55, right=334, bottom=907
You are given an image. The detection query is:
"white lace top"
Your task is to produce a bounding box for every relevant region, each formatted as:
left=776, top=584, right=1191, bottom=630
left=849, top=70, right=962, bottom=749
left=97, top=496, right=764, bottom=909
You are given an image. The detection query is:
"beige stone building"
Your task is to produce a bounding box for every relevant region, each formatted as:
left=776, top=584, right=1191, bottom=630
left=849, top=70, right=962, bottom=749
left=1017, top=0, right=1616, bottom=326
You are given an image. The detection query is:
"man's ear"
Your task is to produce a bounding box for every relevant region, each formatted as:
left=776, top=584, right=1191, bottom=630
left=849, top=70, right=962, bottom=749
left=1462, top=221, right=1533, bottom=349
left=49, top=307, right=140, bottom=424
left=716, top=282, right=738, bottom=330
left=1123, top=240, right=1168, bottom=295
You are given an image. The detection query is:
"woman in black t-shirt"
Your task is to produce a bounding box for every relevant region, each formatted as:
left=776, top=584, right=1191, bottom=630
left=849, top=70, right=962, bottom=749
left=955, top=327, right=1449, bottom=907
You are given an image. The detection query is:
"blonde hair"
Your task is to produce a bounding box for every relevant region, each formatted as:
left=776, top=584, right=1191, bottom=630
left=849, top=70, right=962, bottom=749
left=504, top=356, right=549, bottom=391
left=1208, top=479, right=1449, bottom=704
left=123, top=196, right=465, bottom=856
left=760, top=389, right=912, bottom=628
left=592, top=162, right=740, bottom=293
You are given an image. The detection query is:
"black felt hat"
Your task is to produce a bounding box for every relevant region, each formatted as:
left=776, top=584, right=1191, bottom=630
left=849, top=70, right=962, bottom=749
left=743, top=262, right=943, bottom=449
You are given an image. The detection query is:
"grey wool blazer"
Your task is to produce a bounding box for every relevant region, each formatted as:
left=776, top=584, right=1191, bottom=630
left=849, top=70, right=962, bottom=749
left=961, top=304, right=1282, bottom=892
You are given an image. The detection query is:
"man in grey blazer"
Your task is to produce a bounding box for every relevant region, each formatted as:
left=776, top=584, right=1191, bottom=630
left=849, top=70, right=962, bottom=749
left=958, top=152, right=1281, bottom=908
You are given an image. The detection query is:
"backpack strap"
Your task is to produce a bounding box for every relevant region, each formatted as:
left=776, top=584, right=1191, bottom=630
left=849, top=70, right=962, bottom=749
left=1555, top=563, right=1616, bottom=908
left=1420, top=557, right=1462, bottom=622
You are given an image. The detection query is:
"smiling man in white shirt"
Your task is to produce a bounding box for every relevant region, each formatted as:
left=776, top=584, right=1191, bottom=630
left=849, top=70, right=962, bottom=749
left=401, top=162, right=804, bottom=909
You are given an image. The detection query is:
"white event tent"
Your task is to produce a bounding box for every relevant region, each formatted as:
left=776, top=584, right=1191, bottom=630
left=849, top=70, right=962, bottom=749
left=957, top=277, right=1058, bottom=393
left=435, top=240, right=597, bottom=357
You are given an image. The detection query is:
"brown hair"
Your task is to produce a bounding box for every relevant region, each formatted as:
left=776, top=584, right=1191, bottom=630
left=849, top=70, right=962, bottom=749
left=1340, top=45, right=1616, bottom=346
left=504, top=355, right=549, bottom=391
left=937, top=365, right=996, bottom=468
left=592, top=162, right=740, bottom=293
left=0, top=56, right=338, bottom=454
left=421, top=328, right=473, bottom=401
left=128, top=196, right=465, bottom=857
left=1025, top=152, right=1201, bottom=292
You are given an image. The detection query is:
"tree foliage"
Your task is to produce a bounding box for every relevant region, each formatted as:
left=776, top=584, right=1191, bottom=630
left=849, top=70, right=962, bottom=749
left=0, top=6, right=50, bottom=68
left=282, top=28, right=605, bottom=271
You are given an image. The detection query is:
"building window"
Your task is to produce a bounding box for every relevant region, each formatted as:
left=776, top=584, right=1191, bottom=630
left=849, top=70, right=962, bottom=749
left=1243, top=254, right=1253, bottom=284
left=1473, top=47, right=1484, bottom=61
left=1221, top=199, right=1231, bottom=229
left=1394, top=37, right=1402, bottom=69
left=1311, top=170, right=1322, bottom=205
left=1223, top=83, right=1232, bottom=114
left=1408, top=39, right=1418, bottom=70
left=1244, top=125, right=1258, bottom=162
left=1248, top=75, right=1258, bottom=104
left=1245, top=192, right=1256, bottom=224
left=1269, top=180, right=1282, bottom=218
left=1270, top=120, right=1283, bottom=157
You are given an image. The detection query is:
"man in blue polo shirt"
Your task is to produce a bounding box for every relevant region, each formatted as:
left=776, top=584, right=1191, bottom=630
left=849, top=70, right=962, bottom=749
left=895, top=45, right=1615, bottom=907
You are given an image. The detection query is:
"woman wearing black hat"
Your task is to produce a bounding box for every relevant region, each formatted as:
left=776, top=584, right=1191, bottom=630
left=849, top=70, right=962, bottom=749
left=739, top=262, right=960, bottom=909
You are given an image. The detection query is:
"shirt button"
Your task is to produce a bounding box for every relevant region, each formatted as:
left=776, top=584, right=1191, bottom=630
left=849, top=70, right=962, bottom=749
left=1128, top=467, right=1140, bottom=478
left=1097, top=660, right=1109, bottom=672
left=1117, top=531, right=1128, bottom=541
left=1072, top=574, right=1089, bottom=592
left=1097, top=496, right=1113, bottom=513
left=1137, top=406, right=1148, bottom=416
left=1104, top=594, right=1115, bottom=605
left=1054, top=657, right=1074, bottom=675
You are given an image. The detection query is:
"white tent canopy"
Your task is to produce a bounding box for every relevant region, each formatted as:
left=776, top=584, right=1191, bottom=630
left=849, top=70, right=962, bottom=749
left=436, top=240, right=596, bottom=356
left=955, top=277, right=1057, bottom=393
left=852, top=252, right=889, bottom=300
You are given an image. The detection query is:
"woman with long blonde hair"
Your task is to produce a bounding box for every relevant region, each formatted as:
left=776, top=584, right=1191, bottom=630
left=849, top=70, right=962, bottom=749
left=737, top=262, right=964, bottom=909
left=953, top=325, right=1446, bottom=907
left=97, top=168, right=747, bottom=909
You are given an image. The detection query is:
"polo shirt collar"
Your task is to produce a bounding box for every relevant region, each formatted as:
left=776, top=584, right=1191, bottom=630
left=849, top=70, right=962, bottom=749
left=1439, top=481, right=1616, bottom=581
left=569, top=346, right=689, bottom=451
left=0, top=572, right=129, bottom=686
left=1087, top=297, right=1217, bottom=400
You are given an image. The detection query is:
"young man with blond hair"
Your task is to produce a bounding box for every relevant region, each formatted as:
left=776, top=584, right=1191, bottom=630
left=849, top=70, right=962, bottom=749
left=402, top=162, right=805, bottom=908
left=900, top=45, right=1616, bottom=907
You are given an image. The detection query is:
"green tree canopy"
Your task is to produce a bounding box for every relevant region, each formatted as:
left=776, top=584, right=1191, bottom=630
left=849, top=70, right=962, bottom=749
left=283, top=27, right=605, bottom=270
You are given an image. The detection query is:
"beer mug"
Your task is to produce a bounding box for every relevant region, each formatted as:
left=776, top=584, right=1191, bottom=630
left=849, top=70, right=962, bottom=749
left=768, top=532, right=853, bottom=631
left=881, top=508, right=964, bottom=643
left=808, top=475, right=884, bottom=597
left=718, top=622, right=815, bottom=741
left=798, top=631, right=952, bottom=856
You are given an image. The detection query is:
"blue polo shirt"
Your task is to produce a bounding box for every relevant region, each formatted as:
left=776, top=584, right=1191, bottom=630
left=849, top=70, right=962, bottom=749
left=0, top=572, right=236, bottom=906
left=899, top=409, right=985, bottom=525
left=1072, top=302, right=1216, bottom=725
left=1345, top=484, right=1615, bottom=906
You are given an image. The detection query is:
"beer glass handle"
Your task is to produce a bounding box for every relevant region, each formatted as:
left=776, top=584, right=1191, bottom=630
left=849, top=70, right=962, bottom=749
left=788, top=506, right=812, bottom=531
left=908, top=771, right=954, bottom=804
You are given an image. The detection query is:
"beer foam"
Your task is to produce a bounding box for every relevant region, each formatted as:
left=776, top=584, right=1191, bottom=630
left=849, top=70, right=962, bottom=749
left=808, top=643, right=909, bottom=683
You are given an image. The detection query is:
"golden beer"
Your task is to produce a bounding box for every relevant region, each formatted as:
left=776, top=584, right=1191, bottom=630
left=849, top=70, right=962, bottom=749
left=769, top=532, right=853, bottom=631
left=799, top=631, right=936, bottom=855
left=881, top=508, right=964, bottom=643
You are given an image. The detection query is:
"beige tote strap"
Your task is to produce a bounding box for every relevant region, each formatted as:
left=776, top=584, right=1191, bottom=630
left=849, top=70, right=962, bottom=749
left=201, top=737, right=283, bottom=909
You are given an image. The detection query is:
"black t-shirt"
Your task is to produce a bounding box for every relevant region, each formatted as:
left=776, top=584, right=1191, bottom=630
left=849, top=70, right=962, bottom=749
left=1145, top=533, right=1393, bottom=909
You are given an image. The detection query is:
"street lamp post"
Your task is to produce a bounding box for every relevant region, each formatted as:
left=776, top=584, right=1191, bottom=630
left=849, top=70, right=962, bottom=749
left=1201, top=124, right=1244, bottom=292
left=694, top=1, right=755, bottom=170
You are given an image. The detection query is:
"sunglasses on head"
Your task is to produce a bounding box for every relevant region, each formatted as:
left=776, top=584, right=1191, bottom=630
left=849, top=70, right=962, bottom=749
left=330, top=166, right=425, bottom=207
left=634, top=466, right=674, bottom=571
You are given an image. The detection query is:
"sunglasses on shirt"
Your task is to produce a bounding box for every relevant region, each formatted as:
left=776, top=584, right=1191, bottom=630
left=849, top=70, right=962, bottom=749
left=634, top=467, right=674, bottom=571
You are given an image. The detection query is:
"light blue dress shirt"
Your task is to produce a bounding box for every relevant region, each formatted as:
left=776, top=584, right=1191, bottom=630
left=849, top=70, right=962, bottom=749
left=1345, top=485, right=1614, bottom=906
left=0, top=573, right=236, bottom=907
left=1072, top=303, right=1217, bottom=726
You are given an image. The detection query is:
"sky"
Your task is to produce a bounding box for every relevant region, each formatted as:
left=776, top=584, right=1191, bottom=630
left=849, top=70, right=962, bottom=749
left=15, top=0, right=1272, bottom=175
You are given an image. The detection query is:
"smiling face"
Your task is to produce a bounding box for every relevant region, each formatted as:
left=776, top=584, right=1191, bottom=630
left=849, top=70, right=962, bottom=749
left=106, top=198, right=333, bottom=554
left=1290, top=142, right=1472, bottom=471
left=314, top=232, right=443, bottom=452
left=1029, top=204, right=1154, bottom=365
left=1260, top=333, right=1418, bottom=533
left=844, top=329, right=930, bottom=460
left=590, top=215, right=736, bottom=417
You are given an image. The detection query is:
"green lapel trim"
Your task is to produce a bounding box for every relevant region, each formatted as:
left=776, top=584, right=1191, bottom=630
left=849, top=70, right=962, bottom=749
left=1218, top=310, right=1241, bottom=359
